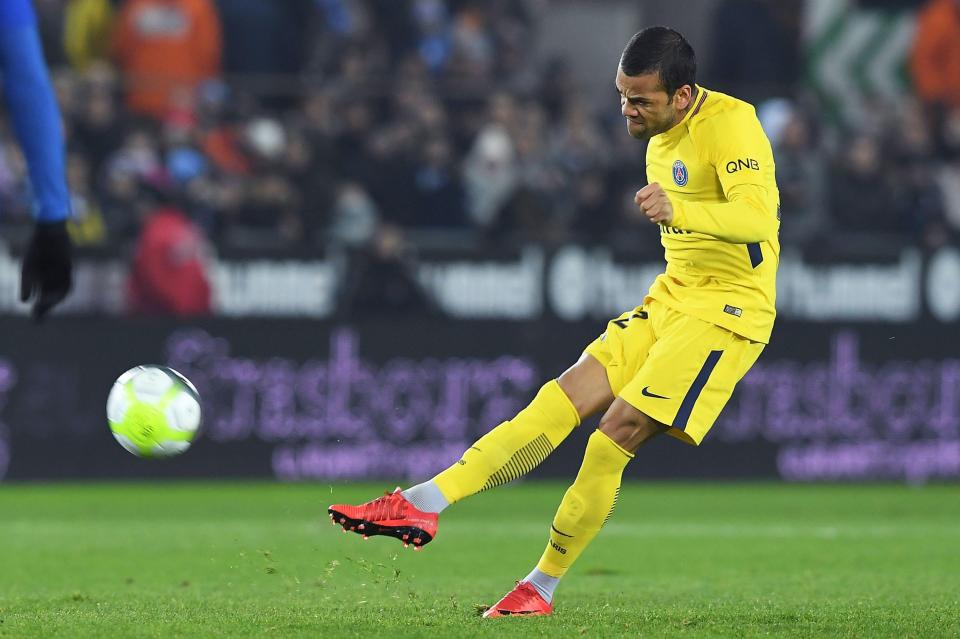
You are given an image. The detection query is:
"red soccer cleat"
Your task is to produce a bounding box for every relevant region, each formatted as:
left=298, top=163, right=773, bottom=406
left=482, top=581, right=554, bottom=618
left=328, top=488, right=438, bottom=549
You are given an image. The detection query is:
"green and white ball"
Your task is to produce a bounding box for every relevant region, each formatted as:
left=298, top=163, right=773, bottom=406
left=107, top=366, right=202, bottom=458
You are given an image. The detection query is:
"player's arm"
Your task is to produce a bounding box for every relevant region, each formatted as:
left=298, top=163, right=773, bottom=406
left=0, top=0, right=73, bottom=319
left=636, top=111, right=779, bottom=243
left=671, top=182, right=777, bottom=243
left=0, top=1, right=70, bottom=224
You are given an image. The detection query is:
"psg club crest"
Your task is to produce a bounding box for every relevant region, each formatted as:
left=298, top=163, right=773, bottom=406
left=673, top=160, right=688, bottom=186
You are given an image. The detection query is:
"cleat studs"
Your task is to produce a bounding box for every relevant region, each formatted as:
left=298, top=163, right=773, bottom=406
left=413, top=545, right=422, bottom=552
left=342, top=528, right=348, bottom=534
left=413, top=538, right=422, bottom=544
left=358, top=524, right=365, bottom=531
left=402, top=534, right=409, bottom=541
left=339, top=518, right=345, bottom=524
left=363, top=535, right=369, bottom=540
left=403, top=543, right=409, bottom=548
left=349, top=526, right=355, bottom=531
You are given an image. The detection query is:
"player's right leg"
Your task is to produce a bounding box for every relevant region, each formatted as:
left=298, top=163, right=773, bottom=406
left=484, top=400, right=665, bottom=617
left=488, top=300, right=765, bottom=612
left=327, top=351, right=615, bottom=548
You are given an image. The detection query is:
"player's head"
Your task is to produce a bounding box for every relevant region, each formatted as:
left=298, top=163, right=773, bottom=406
left=616, top=26, right=697, bottom=140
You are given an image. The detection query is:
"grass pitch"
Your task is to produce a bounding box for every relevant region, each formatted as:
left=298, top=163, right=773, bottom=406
left=0, top=482, right=957, bottom=638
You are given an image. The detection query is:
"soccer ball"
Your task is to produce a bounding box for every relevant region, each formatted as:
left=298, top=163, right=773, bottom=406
left=106, top=365, right=202, bottom=458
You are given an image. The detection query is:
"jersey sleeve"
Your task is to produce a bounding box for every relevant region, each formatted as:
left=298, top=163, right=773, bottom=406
left=705, top=107, right=775, bottom=193
left=0, top=0, right=35, bottom=29
left=670, top=107, right=779, bottom=243
left=0, top=8, right=71, bottom=223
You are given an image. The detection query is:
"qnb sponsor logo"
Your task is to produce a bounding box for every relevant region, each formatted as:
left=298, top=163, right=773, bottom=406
left=725, top=158, right=760, bottom=173
left=164, top=328, right=539, bottom=476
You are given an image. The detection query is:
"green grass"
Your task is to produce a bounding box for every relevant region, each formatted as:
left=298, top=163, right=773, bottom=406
left=0, top=482, right=958, bottom=638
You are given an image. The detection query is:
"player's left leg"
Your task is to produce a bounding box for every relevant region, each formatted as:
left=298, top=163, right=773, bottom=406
left=423, top=351, right=615, bottom=509
left=328, top=352, right=616, bottom=548
left=483, top=401, right=665, bottom=617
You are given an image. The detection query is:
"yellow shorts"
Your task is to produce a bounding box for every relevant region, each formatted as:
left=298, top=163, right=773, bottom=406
left=584, top=298, right=764, bottom=445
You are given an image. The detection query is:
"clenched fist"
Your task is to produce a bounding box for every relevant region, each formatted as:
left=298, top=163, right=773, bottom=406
left=634, top=182, right=674, bottom=226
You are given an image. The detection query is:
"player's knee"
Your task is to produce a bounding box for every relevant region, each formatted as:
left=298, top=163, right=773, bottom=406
left=599, top=403, right=666, bottom=452
left=598, top=400, right=645, bottom=430
left=557, top=355, right=614, bottom=419
left=556, top=374, right=591, bottom=419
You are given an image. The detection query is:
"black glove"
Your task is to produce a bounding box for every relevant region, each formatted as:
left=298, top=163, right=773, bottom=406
left=20, top=220, right=73, bottom=321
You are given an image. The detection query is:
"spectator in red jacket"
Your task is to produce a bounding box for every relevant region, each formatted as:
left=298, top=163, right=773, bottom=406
left=127, top=174, right=212, bottom=315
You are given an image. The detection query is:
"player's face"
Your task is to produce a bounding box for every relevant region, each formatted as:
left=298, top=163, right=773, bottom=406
left=616, top=68, right=682, bottom=140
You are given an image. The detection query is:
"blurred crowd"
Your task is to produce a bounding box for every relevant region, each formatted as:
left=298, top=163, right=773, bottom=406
left=1, top=0, right=959, bottom=314
left=3, top=0, right=642, bottom=257
left=707, top=0, right=960, bottom=256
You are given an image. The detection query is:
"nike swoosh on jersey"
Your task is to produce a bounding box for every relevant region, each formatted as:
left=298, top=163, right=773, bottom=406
left=641, top=386, right=670, bottom=399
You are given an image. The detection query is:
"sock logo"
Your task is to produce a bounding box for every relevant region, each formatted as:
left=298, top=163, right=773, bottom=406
left=549, top=539, right=567, bottom=554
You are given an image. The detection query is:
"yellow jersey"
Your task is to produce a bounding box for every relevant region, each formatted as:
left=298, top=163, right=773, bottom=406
left=644, top=86, right=780, bottom=344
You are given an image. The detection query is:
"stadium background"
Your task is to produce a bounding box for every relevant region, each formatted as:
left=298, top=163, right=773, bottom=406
left=1, top=0, right=958, bottom=484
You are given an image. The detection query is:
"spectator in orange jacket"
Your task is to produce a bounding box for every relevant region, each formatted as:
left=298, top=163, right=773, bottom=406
left=910, top=0, right=960, bottom=110
left=112, top=0, right=222, bottom=119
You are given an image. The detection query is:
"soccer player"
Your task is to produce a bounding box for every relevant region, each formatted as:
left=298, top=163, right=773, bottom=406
left=1, top=0, right=73, bottom=320
left=329, top=26, right=780, bottom=617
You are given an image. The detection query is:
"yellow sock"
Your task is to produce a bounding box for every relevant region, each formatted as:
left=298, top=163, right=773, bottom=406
left=535, top=430, right=633, bottom=578
left=432, top=380, right=580, bottom=504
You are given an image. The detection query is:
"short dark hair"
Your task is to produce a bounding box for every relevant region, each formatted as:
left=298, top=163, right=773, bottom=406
left=620, top=26, right=696, bottom=96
